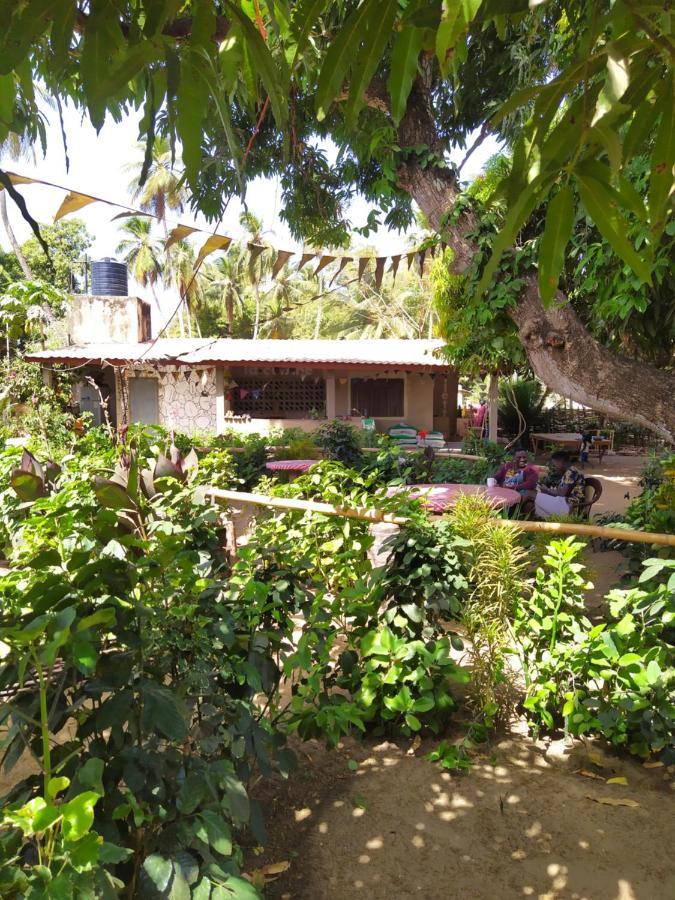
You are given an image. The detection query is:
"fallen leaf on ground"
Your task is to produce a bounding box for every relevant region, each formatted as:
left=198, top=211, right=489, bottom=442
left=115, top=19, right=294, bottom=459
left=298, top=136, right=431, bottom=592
left=643, top=761, right=664, bottom=768
left=607, top=776, right=628, bottom=785
left=407, top=736, right=422, bottom=756
left=575, top=769, right=604, bottom=780
left=260, top=862, right=290, bottom=878
left=585, top=795, right=639, bottom=808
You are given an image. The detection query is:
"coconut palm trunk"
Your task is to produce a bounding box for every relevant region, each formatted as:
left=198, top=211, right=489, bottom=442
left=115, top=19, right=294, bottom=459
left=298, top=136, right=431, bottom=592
left=0, top=190, right=33, bottom=278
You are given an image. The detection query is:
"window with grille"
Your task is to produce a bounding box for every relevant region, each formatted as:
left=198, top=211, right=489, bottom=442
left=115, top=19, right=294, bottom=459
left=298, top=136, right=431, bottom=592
left=232, top=375, right=326, bottom=416
left=351, top=378, right=404, bottom=417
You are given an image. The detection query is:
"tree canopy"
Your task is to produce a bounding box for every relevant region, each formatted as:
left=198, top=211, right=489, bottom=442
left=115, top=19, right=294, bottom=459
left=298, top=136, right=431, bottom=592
left=0, top=0, right=673, bottom=437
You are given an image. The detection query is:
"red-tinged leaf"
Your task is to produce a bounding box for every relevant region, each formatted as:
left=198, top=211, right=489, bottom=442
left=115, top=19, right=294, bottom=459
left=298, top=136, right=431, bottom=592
left=153, top=454, right=185, bottom=482
left=538, top=186, right=575, bottom=306
left=94, top=477, right=135, bottom=512
left=10, top=470, right=45, bottom=501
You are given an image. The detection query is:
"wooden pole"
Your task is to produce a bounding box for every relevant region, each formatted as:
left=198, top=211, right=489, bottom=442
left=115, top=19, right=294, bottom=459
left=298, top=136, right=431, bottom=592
left=206, top=487, right=409, bottom=525
left=488, top=372, right=499, bottom=443
left=206, top=488, right=675, bottom=546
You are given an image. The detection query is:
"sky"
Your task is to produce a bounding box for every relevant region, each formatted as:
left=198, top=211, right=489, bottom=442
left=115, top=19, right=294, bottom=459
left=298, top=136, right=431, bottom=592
left=1, top=101, right=500, bottom=328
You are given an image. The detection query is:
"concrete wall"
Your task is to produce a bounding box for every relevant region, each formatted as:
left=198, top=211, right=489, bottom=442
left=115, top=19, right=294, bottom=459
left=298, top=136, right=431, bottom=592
left=69, top=295, right=151, bottom=344
left=404, top=372, right=435, bottom=431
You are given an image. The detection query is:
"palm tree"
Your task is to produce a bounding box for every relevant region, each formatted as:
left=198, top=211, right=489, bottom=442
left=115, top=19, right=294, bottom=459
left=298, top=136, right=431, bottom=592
left=164, top=240, right=204, bottom=338
left=115, top=217, right=163, bottom=314
left=0, top=133, right=34, bottom=278
left=126, top=136, right=186, bottom=228
left=239, top=212, right=272, bottom=338
left=201, top=245, right=248, bottom=335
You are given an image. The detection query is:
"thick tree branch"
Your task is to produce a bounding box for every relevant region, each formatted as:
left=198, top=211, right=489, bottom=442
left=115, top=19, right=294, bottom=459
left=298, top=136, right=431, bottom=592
left=398, top=79, right=675, bottom=441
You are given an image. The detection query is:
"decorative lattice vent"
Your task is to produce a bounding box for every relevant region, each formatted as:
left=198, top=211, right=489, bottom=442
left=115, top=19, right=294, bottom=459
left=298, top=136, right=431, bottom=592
left=233, top=375, right=326, bottom=415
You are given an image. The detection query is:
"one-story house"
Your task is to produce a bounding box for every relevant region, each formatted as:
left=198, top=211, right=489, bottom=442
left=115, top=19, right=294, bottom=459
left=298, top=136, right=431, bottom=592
left=26, top=296, right=460, bottom=437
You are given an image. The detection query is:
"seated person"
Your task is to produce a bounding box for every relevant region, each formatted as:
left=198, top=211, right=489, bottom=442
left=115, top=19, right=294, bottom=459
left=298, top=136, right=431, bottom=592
left=493, top=450, right=539, bottom=495
left=535, top=450, right=586, bottom=519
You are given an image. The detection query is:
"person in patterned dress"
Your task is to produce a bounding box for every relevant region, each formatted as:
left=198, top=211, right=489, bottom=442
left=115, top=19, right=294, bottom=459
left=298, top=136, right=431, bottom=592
left=535, top=450, right=586, bottom=518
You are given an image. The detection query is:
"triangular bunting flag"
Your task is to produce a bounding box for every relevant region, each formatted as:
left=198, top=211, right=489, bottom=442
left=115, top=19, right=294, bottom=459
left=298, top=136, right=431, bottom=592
left=165, top=224, right=198, bottom=250
left=357, top=257, right=370, bottom=281
left=418, top=250, right=427, bottom=277
left=3, top=173, right=36, bottom=187
left=247, top=242, right=266, bottom=264
left=407, top=251, right=417, bottom=270
left=297, top=253, right=315, bottom=271
left=313, top=255, right=336, bottom=277
left=389, top=254, right=401, bottom=284
left=54, top=191, right=98, bottom=221
left=272, top=249, right=293, bottom=278
left=374, top=257, right=386, bottom=290
left=329, top=256, right=352, bottom=286
left=195, top=234, right=232, bottom=267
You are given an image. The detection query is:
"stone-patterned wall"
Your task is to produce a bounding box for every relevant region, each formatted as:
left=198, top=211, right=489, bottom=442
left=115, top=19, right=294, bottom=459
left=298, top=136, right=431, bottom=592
left=115, top=366, right=218, bottom=434
left=159, top=366, right=217, bottom=433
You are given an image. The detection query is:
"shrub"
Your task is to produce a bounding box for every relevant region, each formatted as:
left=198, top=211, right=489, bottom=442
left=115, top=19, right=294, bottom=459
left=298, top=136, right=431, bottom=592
left=514, top=540, right=675, bottom=758
left=313, top=420, right=363, bottom=467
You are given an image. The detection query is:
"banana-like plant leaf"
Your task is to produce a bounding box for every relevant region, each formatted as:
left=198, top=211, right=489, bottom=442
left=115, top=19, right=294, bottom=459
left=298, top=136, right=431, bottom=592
left=21, top=449, right=43, bottom=480
left=182, top=449, right=199, bottom=474
left=10, top=469, right=46, bottom=501
left=140, top=468, right=156, bottom=499
left=154, top=455, right=185, bottom=482
left=94, top=478, right=136, bottom=512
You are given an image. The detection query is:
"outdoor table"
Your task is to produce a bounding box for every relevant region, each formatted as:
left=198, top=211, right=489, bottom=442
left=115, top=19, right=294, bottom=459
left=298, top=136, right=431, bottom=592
left=265, top=459, right=316, bottom=475
left=386, top=483, right=521, bottom=513
left=530, top=432, right=582, bottom=456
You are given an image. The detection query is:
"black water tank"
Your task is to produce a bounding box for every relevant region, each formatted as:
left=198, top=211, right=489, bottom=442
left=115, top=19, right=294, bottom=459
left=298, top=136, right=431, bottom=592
left=91, top=258, right=128, bottom=296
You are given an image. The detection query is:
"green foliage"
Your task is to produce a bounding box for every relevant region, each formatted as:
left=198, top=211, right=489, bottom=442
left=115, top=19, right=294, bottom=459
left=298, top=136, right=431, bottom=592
left=18, top=221, right=93, bottom=291
left=313, top=420, right=363, bottom=467
left=378, top=519, right=469, bottom=632
left=515, top=540, right=675, bottom=758
left=498, top=378, right=550, bottom=441
left=0, top=279, right=67, bottom=345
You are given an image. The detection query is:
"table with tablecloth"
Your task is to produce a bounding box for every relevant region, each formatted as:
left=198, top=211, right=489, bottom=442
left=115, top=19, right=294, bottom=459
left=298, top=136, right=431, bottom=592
left=386, top=482, right=521, bottom=513
left=265, top=459, right=316, bottom=474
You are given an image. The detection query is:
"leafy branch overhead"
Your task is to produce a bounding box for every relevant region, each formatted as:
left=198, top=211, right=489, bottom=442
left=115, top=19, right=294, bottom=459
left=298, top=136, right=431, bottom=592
left=0, top=1, right=671, bottom=281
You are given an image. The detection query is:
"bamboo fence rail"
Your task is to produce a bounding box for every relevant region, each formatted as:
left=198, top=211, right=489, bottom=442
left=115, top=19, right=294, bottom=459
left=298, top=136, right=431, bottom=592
left=206, top=488, right=675, bottom=547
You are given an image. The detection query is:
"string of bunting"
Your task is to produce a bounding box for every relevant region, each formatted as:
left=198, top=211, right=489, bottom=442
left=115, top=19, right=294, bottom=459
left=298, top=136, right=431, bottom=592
left=2, top=171, right=447, bottom=289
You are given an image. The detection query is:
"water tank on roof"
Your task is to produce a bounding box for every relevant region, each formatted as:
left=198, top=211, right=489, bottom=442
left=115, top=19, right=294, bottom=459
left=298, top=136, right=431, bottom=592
left=91, top=258, right=128, bottom=296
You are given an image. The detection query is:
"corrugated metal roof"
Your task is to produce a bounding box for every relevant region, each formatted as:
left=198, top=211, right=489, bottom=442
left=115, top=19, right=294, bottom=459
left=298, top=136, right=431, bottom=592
left=25, top=338, right=451, bottom=370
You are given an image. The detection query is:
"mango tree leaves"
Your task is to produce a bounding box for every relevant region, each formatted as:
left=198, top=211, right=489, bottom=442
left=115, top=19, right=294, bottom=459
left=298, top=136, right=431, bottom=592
left=576, top=164, right=653, bottom=285
left=436, top=0, right=482, bottom=76
left=649, top=75, right=675, bottom=240
left=538, top=186, right=575, bottom=306
left=343, top=0, right=398, bottom=128
left=388, top=26, right=425, bottom=125
left=316, top=0, right=374, bottom=120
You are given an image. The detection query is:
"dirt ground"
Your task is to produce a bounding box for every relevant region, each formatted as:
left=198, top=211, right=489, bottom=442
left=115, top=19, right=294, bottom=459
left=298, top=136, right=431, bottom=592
left=248, top=730, right=674, bottom=900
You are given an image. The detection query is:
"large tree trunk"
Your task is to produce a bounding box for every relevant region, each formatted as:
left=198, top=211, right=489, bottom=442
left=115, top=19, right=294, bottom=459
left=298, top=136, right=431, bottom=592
left=514, top=276, right=675, bottom=443
left=0, top=189, right=33, bottom=278
left=394, top=80, right=675, bottom=443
